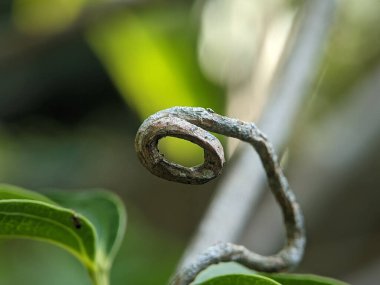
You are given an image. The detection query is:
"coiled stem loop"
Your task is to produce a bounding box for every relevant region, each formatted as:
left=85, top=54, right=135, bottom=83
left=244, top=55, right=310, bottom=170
left=135, top=107, right=305, bottom=285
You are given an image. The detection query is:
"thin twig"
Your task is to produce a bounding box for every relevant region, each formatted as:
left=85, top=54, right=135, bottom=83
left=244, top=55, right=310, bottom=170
left=177, top=0, right=336, bottom=273
left=135, top=107, right=305, bottom=285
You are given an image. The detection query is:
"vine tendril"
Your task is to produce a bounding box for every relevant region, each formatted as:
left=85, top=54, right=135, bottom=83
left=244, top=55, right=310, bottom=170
left=135, top=107, right=305, bottom=285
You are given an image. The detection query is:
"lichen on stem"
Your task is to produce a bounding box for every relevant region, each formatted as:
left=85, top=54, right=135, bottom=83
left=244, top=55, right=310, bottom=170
left=135, top=106, right=305, bottom=285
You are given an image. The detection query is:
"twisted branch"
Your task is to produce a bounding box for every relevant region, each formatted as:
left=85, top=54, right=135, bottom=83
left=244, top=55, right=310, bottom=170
left=135, top=106, right=305, bottom=285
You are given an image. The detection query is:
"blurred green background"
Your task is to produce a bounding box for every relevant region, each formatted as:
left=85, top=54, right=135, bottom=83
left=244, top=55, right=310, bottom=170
left=0, top=0, right=379, bottom=284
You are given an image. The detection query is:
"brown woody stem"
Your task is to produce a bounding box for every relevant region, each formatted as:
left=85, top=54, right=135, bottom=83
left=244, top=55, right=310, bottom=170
left=135, top=106, right=305, bottom=285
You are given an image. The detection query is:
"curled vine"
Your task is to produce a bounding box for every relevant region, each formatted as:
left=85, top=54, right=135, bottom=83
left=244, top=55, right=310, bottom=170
left=135, top=107, right=306, bottom=285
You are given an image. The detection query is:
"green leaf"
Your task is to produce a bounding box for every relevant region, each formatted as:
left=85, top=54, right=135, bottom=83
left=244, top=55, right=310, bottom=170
left=87, top=9, right=223, bottom=120
left=47, top=190, right=127, bottom=269
left=263, top=273, right=350, bottom=285
left=192, top=262, right=349, bottom=285
left=0, top=184, right=127, bottom=285
left=0, top=183, right=56, bottom=203
left=193, top=262, right=257, bottom=284
left=194, top=274, right=281, bottom=285
left=12, top=0, right=87, bottom=35
left=0, top=199, right=96, bottom=269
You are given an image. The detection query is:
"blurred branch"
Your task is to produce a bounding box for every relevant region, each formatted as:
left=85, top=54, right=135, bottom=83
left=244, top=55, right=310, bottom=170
left=346, top=255, right=380, bottom=285
left=294, top=62, right=380, bottom=201
left=0, top=0, right=145, bottom=68
left=241, top=62, right=380, bottom=273
left=177, top=0, right=336, bottom=271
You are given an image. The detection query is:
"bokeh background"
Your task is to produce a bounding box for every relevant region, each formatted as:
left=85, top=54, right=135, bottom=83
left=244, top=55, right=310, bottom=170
left=0, top=0, right=379, bottom=284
